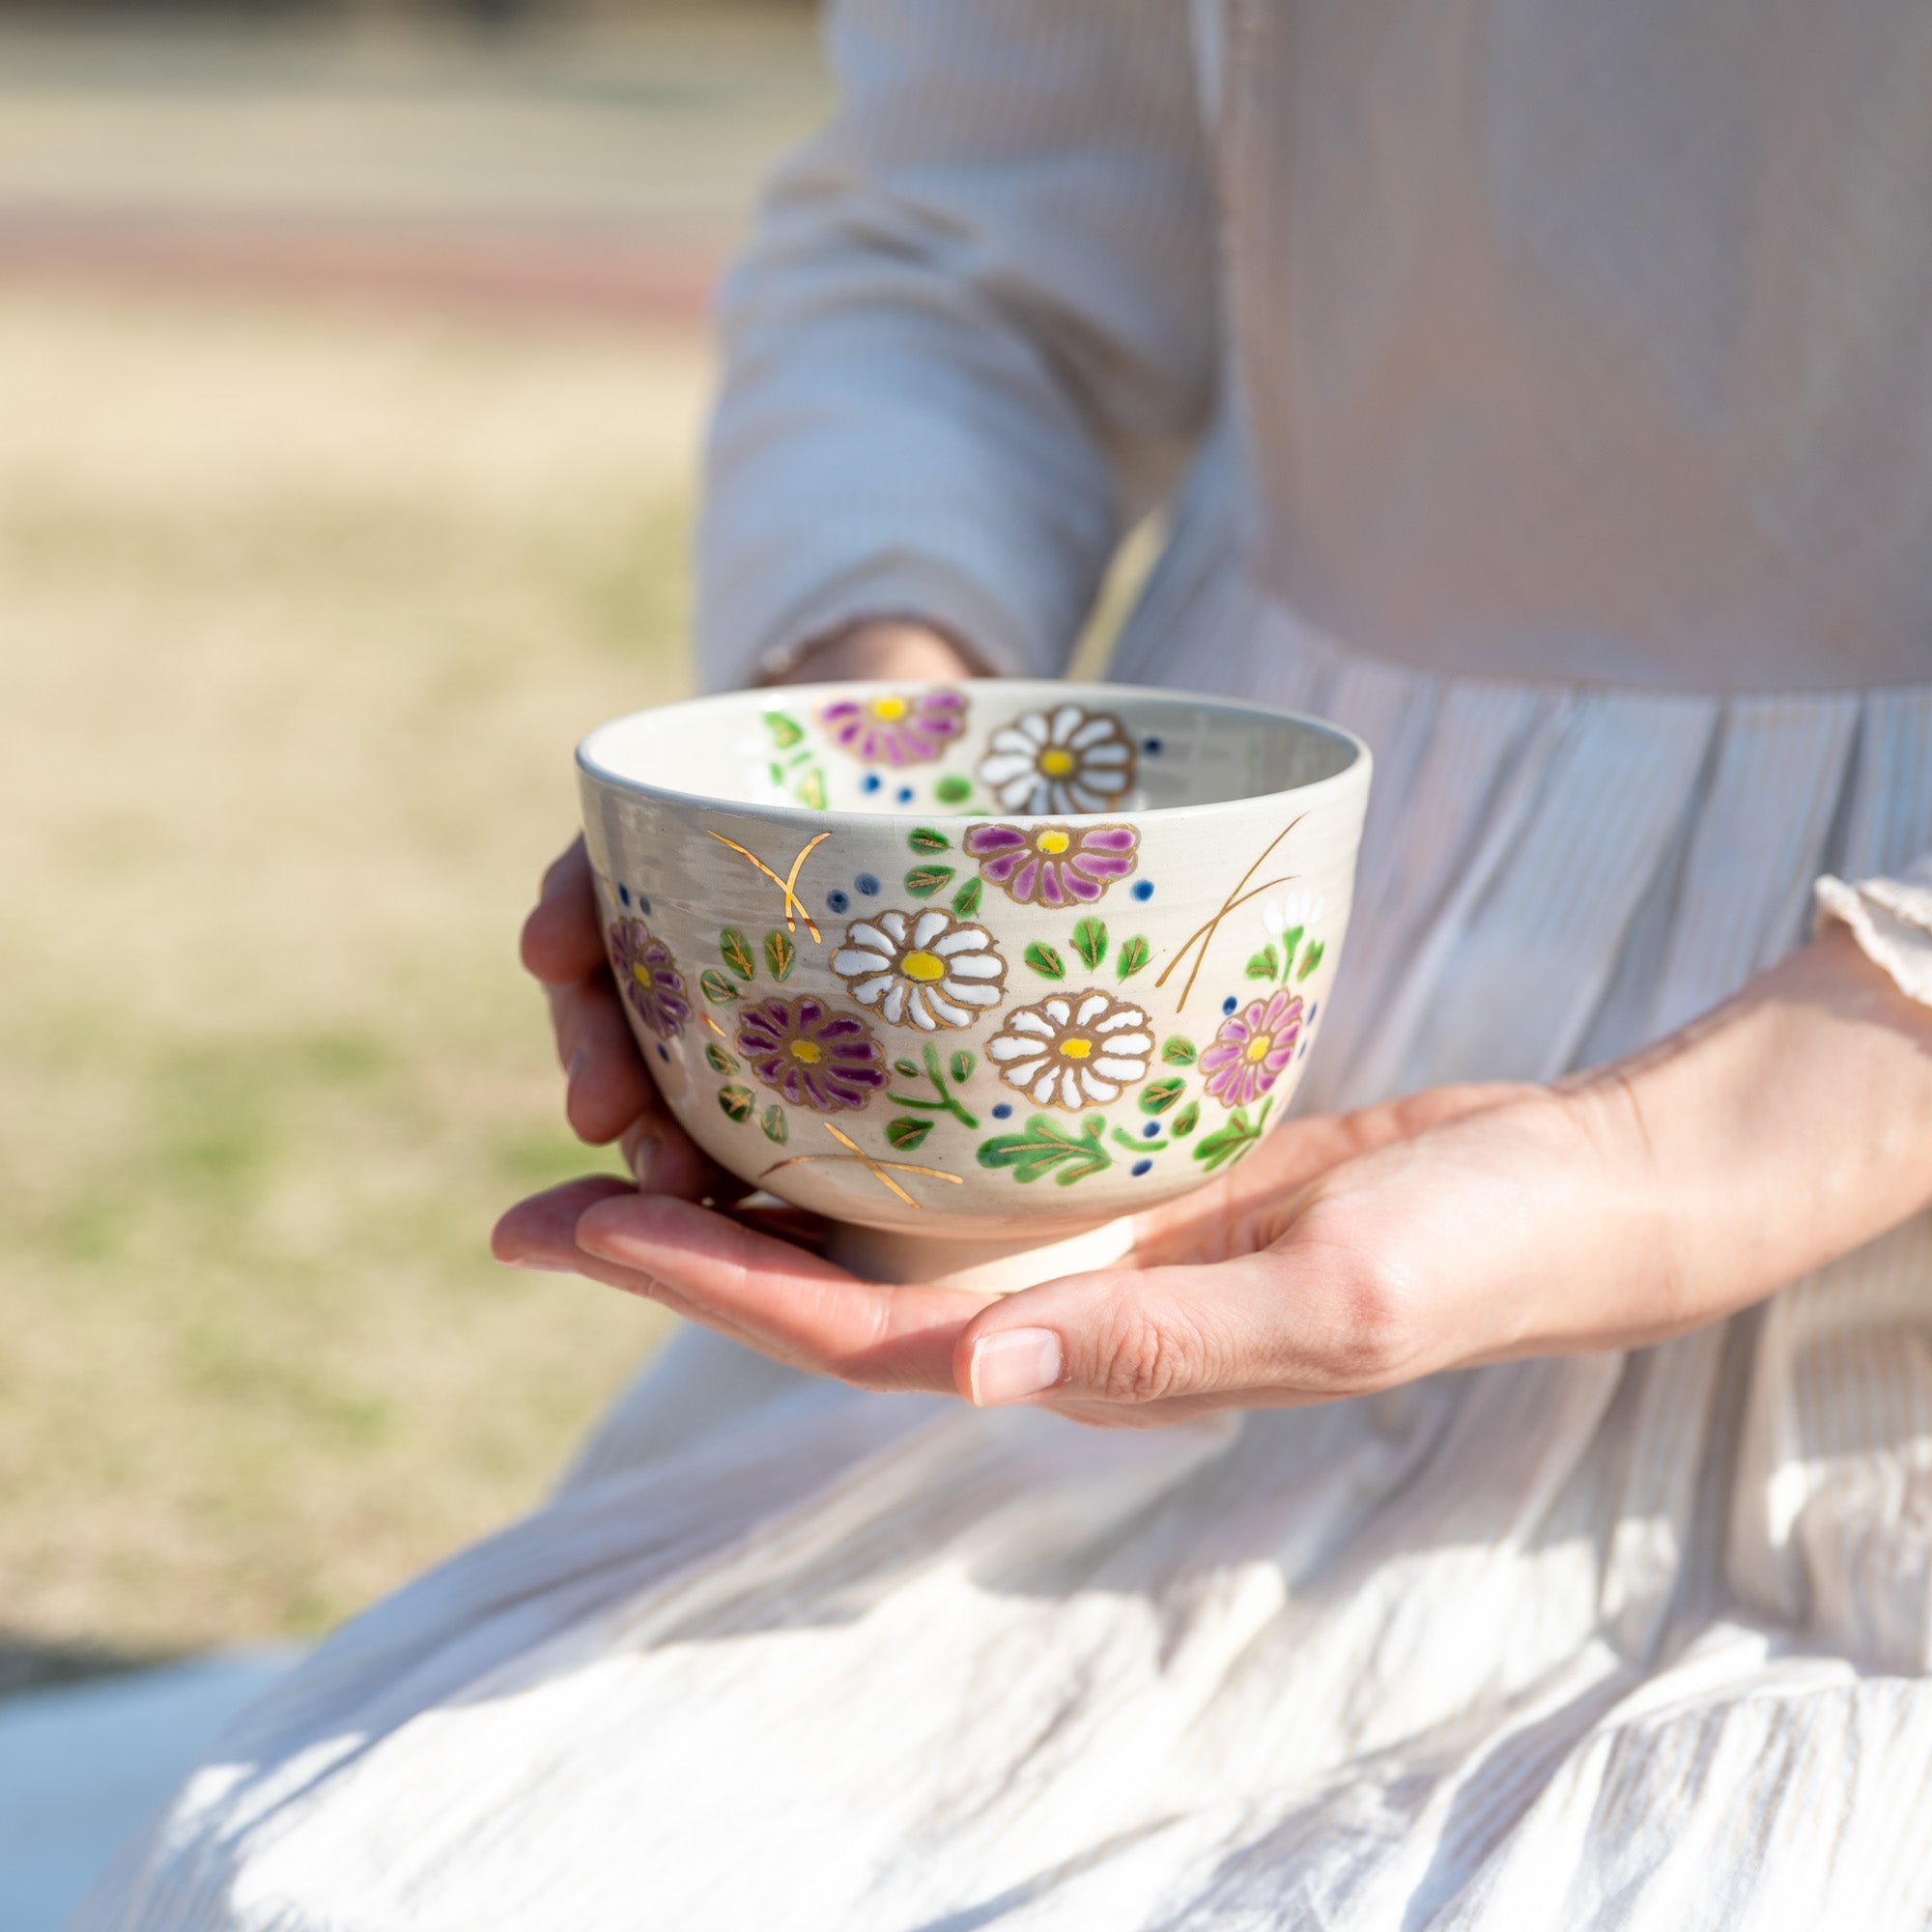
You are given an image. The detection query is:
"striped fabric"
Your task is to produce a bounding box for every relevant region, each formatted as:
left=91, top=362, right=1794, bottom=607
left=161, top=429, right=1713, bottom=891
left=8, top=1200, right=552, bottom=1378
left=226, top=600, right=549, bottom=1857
left=78, top=1, right=1932, bottom=1924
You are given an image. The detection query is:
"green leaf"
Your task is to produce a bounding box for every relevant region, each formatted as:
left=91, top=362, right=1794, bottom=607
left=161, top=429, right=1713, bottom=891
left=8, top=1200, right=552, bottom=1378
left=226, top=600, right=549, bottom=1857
left=703, top=1042, right=738, bottom=1075
left=1071, top=917, right=1109, bottom=970
left=1277, top=925, right=1304, bottom=973
left=1139, top=1076, right=1185, bottom=1116
left=935, top=774, right=972, bottom=805
left=759, top=1104, right=788, bottom=1144
left=1245, top=946, right=1280, bottom=980
left=886, top=1116, right=935, bottom=1151
left=893, top=1057, right=922, bottom=1078
left=794, top=767, right=828, bottom=810
left=1024, top=942, right=1065, bottom=980
left=720, top=928, right=755, bottom=981
left=1161, top=1036, right=1198, bottom=1066
left=904, top=864, right=955, bottom=899
left=717, top=1084, right=755, bottom=1123
left=907, top=825, right=951, bottom=854
left=1171, top=1100, right=1200, bottom=1139
left=763, top=929, right=796, bottom=981
left=1297, top=938, right=1326, bottom=981
left=976, top=1113, right=1114, bottom=1186
left=1192, top=1097, right=1274, bottom=1172
left=951, top=875, right=983, bottom=919
left=1113, top=1125, right=1167, bottom=1152
left=699, top=969, right=739, bottom=1004
left=1116, top=935, right=1151, bottom=980
left=949, top=1049, right=976, bottom=1085
left=763, top=710, right=805, bottom=750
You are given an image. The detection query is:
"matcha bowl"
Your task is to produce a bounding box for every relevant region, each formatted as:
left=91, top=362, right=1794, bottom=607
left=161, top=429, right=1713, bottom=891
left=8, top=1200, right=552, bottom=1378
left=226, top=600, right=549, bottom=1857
left=578, top=681, right=1370, bottom=1292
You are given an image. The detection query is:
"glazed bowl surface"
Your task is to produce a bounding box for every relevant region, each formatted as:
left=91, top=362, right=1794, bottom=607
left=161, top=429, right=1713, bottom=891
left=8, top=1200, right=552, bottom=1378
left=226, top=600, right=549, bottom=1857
left=579, top=680, right=1370, bottom=1281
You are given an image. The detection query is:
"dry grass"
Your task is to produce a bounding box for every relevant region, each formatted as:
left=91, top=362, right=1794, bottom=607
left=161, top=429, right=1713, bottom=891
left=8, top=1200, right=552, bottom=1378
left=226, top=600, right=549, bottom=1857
left=0, top=285, right=706, bottom=1656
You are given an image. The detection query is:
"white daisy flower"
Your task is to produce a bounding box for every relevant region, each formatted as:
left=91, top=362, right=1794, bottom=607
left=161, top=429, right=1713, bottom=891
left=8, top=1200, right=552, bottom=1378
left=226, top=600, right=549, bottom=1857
left=1262, top=890, right=1325, bottom=938
left=985, top=990, right=1154, bottom=1109
left=976, top=704, right=1136, bottom=814
left=830, top=908, right=1008, bottom=1031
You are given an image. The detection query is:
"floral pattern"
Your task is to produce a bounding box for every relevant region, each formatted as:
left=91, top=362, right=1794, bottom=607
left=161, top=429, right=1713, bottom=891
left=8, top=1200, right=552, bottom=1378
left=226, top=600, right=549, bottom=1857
left=977, top=704, right=1136, bottom=813
left=1263, top=890, right=1325, bottom=941
left=735, top=996, right=887, bottom=1113
left=1200, top=987, right=1303, bottom=1108
left=819, top=689, right=968, bottom=767
left=963, top=821, right=1139, bottom=907
left=608, top=919, right=690, bottom=1039
left=986, top=990, right=1153, bottom=1110
left=831, top=908, right=1008, bottom=1030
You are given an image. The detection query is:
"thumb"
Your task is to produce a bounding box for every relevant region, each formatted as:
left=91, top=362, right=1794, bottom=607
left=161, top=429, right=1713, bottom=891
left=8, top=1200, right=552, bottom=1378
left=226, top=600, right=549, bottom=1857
left=953, top=1236, right=1406, bottom=1416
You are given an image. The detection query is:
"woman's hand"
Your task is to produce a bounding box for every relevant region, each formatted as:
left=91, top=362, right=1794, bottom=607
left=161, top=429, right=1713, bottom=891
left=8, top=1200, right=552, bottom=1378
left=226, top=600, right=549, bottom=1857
left=498, top=924, right=1932, bottom=1427
left=518, top=622, right=977, bottom=1199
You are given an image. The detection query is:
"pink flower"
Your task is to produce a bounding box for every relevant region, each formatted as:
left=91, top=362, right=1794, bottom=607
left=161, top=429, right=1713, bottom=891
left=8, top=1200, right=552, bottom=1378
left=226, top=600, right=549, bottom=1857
left=962, top=821, right=1139, bottom=906
left=734, top=996, right=887, bottom=1112
left=1200, top=988, right=1303, bottom=1108
left=818, top=689, right=968, bottom=767
left=608, top=920, right=690, bottom=1039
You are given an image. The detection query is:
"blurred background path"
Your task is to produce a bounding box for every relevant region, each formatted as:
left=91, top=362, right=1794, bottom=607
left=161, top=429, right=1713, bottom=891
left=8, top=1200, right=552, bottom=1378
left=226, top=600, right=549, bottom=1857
left=0, top=6, right=826, bottom=1919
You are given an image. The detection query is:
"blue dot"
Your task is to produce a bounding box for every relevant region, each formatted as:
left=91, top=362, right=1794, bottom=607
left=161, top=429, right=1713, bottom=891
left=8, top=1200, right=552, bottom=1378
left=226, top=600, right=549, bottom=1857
left=1307, top=1003, right=1319, bottom=1024
left=657, top=1044, right=669, bottom=1064
left=1142, top=736, right=1164, bottom=755
left=617, top=883, right=630, bottom=906
left=856, top=873, right=881, bottom=896
left=827, top=889, right=850, bottom=915
left=1131, top=880, right=1154, bottom=902
left=1298, top=1039, right=1309, bottom=1058
left=895, top=784, right=915, bottom=804
left=1143, top=1120, right=1161, bottom=1139
left=991, top=1102, right=1013, bottom=1120
left=1131, top=1157, right=1153, bottom=1177
left=860, top=773, right=882, bottom=794
left=1223, top=995, right=1238, bottom=1014
left=638, top=895, right=652, bottom=917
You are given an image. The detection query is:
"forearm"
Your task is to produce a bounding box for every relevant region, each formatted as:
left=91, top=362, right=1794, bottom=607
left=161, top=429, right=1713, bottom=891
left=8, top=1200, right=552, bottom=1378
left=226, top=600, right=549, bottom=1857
left=1566, top=926, right=1932, bottom=1337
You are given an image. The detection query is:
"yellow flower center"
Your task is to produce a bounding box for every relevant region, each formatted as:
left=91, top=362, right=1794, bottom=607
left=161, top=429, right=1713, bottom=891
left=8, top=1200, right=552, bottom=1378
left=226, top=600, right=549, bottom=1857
left=1245, top=1032, right=1273, bottom=1062
left=869, top=694, right=909, bottom=722
left=631, top=961, right=653, bottom=986
left=1058, top=1036, right=1094, bottom=1060
left=1037, top=748, right=1076, bottom=777
left=1036, top=828, right=1070, bottom=854
left=789, top=1038, right=823, bottom=1064
left=900, top=950, right=946, bottom=982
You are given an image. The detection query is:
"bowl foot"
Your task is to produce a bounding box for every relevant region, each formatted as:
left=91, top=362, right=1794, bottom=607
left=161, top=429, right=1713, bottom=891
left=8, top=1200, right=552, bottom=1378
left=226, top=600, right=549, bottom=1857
left=823, top=1216, right=1137, bottom=1296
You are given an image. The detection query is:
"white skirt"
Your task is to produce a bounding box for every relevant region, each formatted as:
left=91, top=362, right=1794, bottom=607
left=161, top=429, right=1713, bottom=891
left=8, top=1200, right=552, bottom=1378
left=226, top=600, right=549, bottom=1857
left=79, top=599, right=1932, bottom=1929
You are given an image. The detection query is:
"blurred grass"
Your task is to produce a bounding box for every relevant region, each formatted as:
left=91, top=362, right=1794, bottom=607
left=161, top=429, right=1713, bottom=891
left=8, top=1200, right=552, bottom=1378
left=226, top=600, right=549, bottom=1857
left=0, top=285, right=705, bottom=1653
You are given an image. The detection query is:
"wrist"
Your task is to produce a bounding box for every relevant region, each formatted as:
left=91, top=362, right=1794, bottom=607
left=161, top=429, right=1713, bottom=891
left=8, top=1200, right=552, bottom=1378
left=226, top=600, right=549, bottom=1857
left=767, top=619, right=981, bottom=689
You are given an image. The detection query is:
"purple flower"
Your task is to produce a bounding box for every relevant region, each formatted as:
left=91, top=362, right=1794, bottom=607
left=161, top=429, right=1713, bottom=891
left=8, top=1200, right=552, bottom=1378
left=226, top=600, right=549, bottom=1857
left=963, top=821, right=1140, bottom=907
left=1200, top=988, right=1303, bottom=1108
left=734, top=995, right=887, bottom=1112
left=818, top=689, right=968, bottom=767
left=608, top=919, right=689, bottom=1039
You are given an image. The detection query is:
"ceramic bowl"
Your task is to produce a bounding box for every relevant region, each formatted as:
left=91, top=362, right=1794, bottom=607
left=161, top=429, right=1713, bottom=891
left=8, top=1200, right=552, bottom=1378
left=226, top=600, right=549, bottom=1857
left=578, top=680, right=1370, bottom=1291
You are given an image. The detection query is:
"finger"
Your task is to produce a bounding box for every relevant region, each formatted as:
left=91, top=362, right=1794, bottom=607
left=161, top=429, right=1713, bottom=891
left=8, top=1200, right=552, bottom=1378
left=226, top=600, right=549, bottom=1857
left=522, top=837, right=608, bottom=985
left=953, top=1240, right=1398, bottom=1416
left=548, top=975, right=654, bottom=1143
left=573, top=1193, right=990, bottom=1391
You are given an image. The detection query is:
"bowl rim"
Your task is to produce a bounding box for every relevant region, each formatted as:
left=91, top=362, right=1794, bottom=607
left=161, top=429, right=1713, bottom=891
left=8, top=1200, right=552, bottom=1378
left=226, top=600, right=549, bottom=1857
left=577, top=677, right=1373, bottom=829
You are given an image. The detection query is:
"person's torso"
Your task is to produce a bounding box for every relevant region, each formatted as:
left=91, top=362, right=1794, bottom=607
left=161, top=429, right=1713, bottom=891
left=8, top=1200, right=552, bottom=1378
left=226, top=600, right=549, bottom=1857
left=1210, top=0, right=1932, bottom=693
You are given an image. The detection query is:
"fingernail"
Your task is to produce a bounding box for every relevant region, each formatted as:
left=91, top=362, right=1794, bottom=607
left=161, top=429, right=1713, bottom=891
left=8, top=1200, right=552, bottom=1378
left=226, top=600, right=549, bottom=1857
left=630, top=1133, right=659, bottom=1189
left=500, top=1255, right=571, bottom=1272
left=969, top=1328, right=1065, bottom=1406
left=566, top=1047, right=586, bottom=1085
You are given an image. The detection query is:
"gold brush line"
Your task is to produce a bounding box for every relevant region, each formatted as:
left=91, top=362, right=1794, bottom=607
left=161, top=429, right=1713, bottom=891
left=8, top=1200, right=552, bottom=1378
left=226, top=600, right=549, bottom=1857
left=758, top=1120, right=964, bottom=1208
left=1154, top=813, right=1308, bottom=1010
left=706, top=830, right=831, bottom=941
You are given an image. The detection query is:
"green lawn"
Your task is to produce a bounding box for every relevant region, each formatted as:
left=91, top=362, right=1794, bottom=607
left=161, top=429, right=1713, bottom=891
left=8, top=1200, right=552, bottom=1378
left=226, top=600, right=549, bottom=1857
left=0, top=288, right=701, bottom=1659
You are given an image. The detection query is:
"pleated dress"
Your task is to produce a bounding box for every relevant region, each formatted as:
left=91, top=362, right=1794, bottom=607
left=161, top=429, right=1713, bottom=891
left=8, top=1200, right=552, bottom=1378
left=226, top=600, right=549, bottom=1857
left=80, top=4, right=1932, bottom=1925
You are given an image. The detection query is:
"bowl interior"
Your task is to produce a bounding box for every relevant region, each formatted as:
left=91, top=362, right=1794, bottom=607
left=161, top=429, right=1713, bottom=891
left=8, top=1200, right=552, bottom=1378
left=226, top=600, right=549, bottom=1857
left=579, top=679, right=1361, bottom=821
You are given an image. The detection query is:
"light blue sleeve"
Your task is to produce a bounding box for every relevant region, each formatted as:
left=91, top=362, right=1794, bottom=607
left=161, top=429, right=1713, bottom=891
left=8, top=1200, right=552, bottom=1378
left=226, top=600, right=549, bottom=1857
left=696, top=0, right=1219, bottom=691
